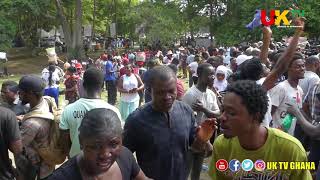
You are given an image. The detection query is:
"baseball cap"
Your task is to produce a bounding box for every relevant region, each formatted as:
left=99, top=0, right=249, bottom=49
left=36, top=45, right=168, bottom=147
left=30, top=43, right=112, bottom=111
left=236, top=54, right=253, bottom=66
left=16, top=75, right=46, bottom=93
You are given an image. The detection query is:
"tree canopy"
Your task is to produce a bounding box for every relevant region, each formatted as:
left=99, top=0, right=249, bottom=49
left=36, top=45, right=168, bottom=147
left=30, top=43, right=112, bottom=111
left=0, top=0, right=319, bottom=52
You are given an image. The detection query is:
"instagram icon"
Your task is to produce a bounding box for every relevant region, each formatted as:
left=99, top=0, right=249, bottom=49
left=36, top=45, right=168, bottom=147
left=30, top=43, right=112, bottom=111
left=254, top=160, right=266, bottom=171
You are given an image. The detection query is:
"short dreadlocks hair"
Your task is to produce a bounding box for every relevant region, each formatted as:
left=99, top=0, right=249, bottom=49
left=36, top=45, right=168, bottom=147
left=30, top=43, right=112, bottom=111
left=226, top=80, right=268, bottom=123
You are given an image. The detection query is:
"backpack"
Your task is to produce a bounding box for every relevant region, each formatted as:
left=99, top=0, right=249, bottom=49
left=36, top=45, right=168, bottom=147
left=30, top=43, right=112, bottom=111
left=22, top=96, right=67, bottom=165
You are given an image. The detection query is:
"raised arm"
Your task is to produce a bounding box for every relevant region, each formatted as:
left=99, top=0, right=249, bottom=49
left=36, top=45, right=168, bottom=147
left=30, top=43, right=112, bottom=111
left=260, top=26, right=272, bottom=65
left=262, top=18, right=305, bottom=91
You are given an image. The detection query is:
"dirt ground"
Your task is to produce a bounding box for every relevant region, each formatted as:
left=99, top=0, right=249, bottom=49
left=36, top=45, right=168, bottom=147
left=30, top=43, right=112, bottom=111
left=2, top=49, right=212, bottom=180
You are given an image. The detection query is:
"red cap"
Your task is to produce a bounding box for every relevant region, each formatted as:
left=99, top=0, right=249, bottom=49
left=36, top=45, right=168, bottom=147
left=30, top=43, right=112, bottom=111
left=75, top=63, right=83, bottom=69
left=122, top=58, right=129, bottom=65
left=136, top=61, right=144, bottom=67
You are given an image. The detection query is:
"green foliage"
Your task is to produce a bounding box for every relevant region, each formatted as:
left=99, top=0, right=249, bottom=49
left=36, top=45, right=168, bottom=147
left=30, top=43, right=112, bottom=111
left=1, top=0, right=320, bottom=51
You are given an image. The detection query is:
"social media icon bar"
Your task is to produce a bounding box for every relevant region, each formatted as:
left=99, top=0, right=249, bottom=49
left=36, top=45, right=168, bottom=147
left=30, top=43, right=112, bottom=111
left=216, top=159, right=228, bottom=172
left=241, top=159, right=254, bottom=172
left=254, top=160, right=266, bottom=172
left=229, top=159, right=241, bottom=172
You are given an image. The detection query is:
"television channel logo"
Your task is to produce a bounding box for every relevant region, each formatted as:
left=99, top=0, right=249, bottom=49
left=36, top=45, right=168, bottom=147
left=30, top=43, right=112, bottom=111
left=216, top=159, right=228, bottom=172
left=254, top=160, right=266, bottom=171
left=241, top=159, right=254, bottom=171
left=229, top=159, right=241, bottom=172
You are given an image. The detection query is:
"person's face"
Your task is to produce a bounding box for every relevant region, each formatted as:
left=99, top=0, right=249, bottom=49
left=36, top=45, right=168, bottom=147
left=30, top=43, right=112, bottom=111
left=152, top=77, right=177, bottom=112
left=125, top=65, right=132, bottom=76
left=1, top=86, right=16, bottom=103
left=202, top=66, right=215, bottom=87
left=314, top=60, right=320, bottom=74
left=220, top=92, right=257, bottom=138
left=230, top=59, right=237, bottom=72
left=77, top=68, right=82, bottom=75
left=216, top=73, right=225, bottom=81
left=18, top=90, right=30, bottom=105
left=288, top=59, right=305, bottom=80
left=66, top=70, right=73, bottom=76
left=81, top=135, right=122, bottom=174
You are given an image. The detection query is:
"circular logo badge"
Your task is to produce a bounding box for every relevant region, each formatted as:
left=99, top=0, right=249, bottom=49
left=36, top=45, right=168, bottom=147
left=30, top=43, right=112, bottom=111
left=216, top=159, right=228, bottom=172
left=229, top=159, right=241, bottom=172
left=254, top=160, right=266, bottom=172
left=241, top=159, right=254, bottom=172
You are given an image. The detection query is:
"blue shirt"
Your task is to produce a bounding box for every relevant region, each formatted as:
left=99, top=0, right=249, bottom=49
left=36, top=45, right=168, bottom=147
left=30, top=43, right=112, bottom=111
left=105, top=60, right=116, bottom=81
left=123, top=101, right=197, bottom=180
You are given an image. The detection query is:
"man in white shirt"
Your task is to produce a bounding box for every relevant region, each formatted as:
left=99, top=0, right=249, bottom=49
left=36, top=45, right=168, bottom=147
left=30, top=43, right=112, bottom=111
left=187, top=55, right=201, bottom=87
left=270, top=53, right=305, bottom=135
left=299, top=55, right=320, bottom=100
left=183, top=63, right=220, bottom=180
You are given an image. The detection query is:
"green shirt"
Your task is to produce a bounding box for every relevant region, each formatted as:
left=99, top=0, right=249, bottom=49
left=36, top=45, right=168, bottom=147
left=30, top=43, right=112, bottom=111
left=209, top=128, right=313, bottom=180
left=59, top=98, right=121, bottom=157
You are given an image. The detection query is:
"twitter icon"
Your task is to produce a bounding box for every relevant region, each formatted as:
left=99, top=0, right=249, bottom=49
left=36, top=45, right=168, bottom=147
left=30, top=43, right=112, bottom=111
left=241, top=159, right=254, bottom=171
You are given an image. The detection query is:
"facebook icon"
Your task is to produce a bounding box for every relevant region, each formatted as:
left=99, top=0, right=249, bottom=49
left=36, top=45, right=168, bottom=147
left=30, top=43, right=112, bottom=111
left=229, top=159, right=241, bottom=172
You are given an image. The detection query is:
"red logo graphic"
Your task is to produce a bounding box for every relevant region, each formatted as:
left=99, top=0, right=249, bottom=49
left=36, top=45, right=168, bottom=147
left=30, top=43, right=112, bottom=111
left=216, top=159, right=228, bottom=171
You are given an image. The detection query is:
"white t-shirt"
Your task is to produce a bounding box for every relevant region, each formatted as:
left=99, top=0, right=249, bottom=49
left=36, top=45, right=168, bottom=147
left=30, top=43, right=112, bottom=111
left=41, top=68, right=60, bottom=88
left=59, top=98, right=121, bottom=157
left=182, top=86, right=220, bottom=124
left=256, top=78, right=272, bottom=128
left=121, top=74, right=139, bottom=102
left=163, top=57, right=172, bottom=64
left=187, top=54, right=195, bottom=64
left=269, top=80, right=303, bottom=135
left=188, top=62, right=198, bottom=77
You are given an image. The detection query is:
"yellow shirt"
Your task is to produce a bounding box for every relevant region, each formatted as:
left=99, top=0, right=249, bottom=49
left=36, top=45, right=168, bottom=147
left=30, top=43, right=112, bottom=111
left=209, top=128, right=313, bottom=180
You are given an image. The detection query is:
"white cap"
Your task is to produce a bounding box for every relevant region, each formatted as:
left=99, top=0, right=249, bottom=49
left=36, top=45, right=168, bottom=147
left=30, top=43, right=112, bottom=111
left=236, top=54, right=253, bottom=65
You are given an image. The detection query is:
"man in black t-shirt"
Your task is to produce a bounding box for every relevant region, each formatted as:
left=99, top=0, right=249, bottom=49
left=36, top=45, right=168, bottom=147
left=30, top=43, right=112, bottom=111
left=0, top=107, right=22, bottom=180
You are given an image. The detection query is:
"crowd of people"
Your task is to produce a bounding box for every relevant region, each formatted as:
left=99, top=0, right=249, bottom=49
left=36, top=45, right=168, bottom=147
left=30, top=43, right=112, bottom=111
left=1, top=17, right=320, bottom=180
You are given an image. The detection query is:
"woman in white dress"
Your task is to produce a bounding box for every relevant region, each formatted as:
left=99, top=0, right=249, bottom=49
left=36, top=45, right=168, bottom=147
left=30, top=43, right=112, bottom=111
left=117, top=64, right=144, bottom=120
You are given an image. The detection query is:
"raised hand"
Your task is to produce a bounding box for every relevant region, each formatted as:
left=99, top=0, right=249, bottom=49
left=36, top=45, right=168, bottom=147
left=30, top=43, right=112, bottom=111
left=262, top=26, right=272, bottom=35
left=192, top=100, right=204, bottom=112
left=292, top=17, right=305, bottom=32
left=286, top=103, right=301, bottom=117
left=196, top=118, right=217, bottom=142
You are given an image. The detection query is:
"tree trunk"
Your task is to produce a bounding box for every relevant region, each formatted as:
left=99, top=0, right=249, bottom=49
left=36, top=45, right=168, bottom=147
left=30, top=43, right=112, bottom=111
left=92, top=0, right=96, bottom=39
left=209, top=0, right=214, bottom=43
left=73, top=0, right=83, bottom=59
left=55, top=0, right=73, bottom=57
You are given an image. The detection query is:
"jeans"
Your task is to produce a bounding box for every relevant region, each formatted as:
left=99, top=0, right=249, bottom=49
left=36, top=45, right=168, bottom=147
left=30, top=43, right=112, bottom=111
left=186, top=150, right=205, bottom=180
left=105, top=80, right=117, bottom=105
